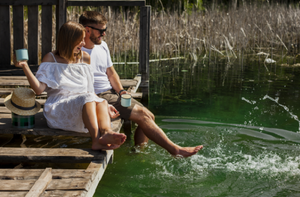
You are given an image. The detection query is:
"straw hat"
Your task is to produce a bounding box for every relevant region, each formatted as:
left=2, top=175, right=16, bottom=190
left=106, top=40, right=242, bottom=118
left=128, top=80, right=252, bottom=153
left=4, top=87, right=41, bottom=116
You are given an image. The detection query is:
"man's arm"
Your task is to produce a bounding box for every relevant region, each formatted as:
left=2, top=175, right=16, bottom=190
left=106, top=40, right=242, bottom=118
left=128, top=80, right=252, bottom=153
left=107, top=66, right=126, bottom=94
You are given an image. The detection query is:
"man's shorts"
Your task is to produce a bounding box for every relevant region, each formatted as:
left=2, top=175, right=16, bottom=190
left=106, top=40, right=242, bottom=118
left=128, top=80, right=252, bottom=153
left=97, top=89, right=143, bottom=120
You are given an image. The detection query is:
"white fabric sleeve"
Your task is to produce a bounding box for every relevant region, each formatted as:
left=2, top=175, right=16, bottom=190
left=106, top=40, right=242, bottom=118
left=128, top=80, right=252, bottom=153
left=35, top=63, right=60, bottom=89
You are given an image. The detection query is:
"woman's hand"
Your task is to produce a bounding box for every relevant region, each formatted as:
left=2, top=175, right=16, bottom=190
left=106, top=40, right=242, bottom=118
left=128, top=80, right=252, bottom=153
left=108, top=104, right=120, bottom=119
left=13, top=53, right=47, bottom=95
left=13, top=54, right=28, bottom=68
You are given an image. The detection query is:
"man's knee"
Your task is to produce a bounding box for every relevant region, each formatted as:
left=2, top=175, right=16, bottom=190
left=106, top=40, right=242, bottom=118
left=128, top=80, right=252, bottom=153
left=130, top=105, right=155, bottom=122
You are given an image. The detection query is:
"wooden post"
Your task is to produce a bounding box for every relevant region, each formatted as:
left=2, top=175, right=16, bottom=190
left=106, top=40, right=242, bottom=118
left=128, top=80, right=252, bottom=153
left=42, top=5, right=53, bottom=58
left=28, top=5, right=39, bottom=65
left=0, top=5, right=10, bottom=67
left=13, top=5, right=24, bottom=51
left=56, top=0, right=66, bottom=37
left=139, top=5, right=150, bottom=102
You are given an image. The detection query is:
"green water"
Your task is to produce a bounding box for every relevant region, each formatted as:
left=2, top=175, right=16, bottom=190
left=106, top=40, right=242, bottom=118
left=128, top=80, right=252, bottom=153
left=95, top=59, right=300, bottom=196
left=2, top=59, right=300, bottom=196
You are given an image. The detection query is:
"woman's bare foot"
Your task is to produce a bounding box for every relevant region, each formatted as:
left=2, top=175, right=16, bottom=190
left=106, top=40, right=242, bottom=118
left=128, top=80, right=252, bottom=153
left=99, top=131, right=127, bottom=145
left=172, top=145, right=203, bottom=157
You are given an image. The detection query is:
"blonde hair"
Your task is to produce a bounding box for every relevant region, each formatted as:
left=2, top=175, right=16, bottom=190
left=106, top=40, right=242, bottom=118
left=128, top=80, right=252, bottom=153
left=56, top=21, right=85, bottom=62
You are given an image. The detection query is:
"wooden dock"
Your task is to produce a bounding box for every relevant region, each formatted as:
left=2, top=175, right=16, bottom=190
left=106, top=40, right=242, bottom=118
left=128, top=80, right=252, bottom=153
left=0, top=0, right=150, bottom=195
left=0, top=75, right=142, bottom=196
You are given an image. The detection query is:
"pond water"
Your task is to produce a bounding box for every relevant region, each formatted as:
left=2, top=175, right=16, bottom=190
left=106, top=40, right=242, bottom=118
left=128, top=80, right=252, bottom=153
left=95, top=59, right=300, bottom=196
left=2, top=58, right=300, bottom=196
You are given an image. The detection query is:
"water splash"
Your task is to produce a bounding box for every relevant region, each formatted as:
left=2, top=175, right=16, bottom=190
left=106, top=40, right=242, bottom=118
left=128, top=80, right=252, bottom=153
left=242, top=97, right=257, bottom=105
left=263, top=95, right=300, bottom=131
left=156, top=118, right=300, bottom=179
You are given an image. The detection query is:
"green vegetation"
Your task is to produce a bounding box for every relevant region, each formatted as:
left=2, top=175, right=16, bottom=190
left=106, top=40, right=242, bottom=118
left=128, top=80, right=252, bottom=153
left=16, top=1, right=300, bottom=67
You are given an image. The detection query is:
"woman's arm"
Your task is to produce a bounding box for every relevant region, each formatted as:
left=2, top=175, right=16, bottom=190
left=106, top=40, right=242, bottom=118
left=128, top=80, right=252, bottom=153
left=14, top=55, right=47, bottom=95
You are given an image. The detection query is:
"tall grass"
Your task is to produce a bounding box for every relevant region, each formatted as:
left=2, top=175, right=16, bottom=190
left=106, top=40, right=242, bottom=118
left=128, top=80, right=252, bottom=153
left=17, top=3, right=300, bottom=65
left=69, top=3, right=300, bottom=65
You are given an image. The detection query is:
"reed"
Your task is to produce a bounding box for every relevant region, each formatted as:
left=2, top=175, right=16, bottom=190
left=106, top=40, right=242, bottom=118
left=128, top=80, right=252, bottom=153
left=15, top=2, right=300, bottom=66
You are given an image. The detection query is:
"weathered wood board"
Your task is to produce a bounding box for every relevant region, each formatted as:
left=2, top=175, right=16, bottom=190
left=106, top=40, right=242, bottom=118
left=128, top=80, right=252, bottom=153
left=0, top=147, right=108, bottom=163
left=0, top=149, right=113, bottom=197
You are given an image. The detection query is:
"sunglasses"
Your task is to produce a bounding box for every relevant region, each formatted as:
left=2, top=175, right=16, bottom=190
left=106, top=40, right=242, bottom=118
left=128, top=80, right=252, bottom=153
left=86, top=26, right=107, bottom=35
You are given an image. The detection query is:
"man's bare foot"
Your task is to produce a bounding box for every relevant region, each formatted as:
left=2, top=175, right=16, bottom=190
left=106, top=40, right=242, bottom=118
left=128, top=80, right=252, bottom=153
left=92, top=143, right=121, bottom=150
left=173, top=145, right=203, bottom=157
left=99, top=131, right=127, bottom=145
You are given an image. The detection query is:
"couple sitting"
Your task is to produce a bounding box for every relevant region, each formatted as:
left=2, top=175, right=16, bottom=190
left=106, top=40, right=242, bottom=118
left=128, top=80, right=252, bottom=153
left=14, top=11, right=203, bottom=157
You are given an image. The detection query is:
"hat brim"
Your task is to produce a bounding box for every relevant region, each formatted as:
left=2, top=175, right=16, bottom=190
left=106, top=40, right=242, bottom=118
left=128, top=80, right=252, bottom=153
left=4, top=94, right=41, bottom=116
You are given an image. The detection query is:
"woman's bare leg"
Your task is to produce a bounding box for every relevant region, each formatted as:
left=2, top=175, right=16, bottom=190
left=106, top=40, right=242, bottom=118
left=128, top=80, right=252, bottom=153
left=96, top=101, right=126, bottom=145
left=82, top=101, right=125, bottom=150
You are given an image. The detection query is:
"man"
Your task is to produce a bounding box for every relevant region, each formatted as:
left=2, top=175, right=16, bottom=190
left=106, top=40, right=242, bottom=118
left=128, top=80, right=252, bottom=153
left=79, top=11, right=203, bottom=157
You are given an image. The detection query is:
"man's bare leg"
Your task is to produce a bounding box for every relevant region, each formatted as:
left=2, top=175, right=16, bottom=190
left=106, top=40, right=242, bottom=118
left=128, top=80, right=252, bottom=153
left=96, top=101, right=126, bottom=145
left=82, top=101, right=125, bottom=150
left=134, top=125, right=149, bottom=145
left=130, top=105, right=203, bottom=157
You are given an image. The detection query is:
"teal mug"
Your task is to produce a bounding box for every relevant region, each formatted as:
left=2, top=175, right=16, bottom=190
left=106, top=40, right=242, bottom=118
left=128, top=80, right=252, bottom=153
left=121, top=94, right=131, bottom=107
left=15, top=49, right=29, bottom=61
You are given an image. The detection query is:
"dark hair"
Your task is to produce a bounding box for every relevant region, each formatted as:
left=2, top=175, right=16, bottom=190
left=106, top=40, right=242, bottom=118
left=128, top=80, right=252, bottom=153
left=79, top=11, right=108, bottom=26
left=57, top=21, right=85, bottom=62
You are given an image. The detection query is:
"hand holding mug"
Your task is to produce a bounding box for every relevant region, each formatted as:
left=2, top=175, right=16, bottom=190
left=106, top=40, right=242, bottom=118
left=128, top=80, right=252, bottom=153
left=13, top=49, right=29, bottom=68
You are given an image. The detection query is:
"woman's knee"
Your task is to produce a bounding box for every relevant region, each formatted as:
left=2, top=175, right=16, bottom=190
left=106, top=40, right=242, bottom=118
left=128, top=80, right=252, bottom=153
left=83, top=101, right=96, bottom=110
left=96, top=100, right=108, bottom=108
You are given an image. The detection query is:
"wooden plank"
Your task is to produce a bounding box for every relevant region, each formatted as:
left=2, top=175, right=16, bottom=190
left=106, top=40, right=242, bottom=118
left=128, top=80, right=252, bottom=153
left=47, top=178, right=90, bottom=190
left=0, top=0, right=57, bottom=6
left=0, top=76, right=27, bottom=80
left=0, top=147, right=106, bottom=163
left=28, top=5, right=39, bottom=65
left=0, top=111, right=123, bottom=136
left=0, top=5, right=11, bottom=68
left=40, top=190, right=87, bottom=197
left=0, top=66, right=39, bottom=75
left=0, top=169, right=95, bottom=180
left=0, top=192, right=28, bottom=197
left=0, top=89, right=47, bottom=97
left=120, top=79, right=138, bottom=87
left=127, top=74, right=141, bottom=93
left=13, top=5, right=24, bottom=51
left=25, top=168, right=52, bottom=197
left=0, top=191, right=86, bottom=197
left=0, top=178, right=90, bottom=191
left=0, top=79, right=30, bottom=85
left=85, top=149, right=113, bottom=197
left=67, top=0, right=145, bottom=7
left=42, top=5, right=52, bottom=59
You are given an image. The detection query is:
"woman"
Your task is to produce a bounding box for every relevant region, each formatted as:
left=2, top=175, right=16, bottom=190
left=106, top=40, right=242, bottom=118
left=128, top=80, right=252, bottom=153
left=14, top=21, right=126, bottom=150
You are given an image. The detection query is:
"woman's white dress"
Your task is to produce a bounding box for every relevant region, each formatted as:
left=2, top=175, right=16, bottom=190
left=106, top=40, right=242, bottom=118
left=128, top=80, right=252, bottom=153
left=35, top=55, right=104, bottom=133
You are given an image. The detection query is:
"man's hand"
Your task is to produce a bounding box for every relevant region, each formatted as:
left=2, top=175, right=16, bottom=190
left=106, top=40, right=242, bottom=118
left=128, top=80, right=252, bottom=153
left=119, top=90, right=130, bottom=96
